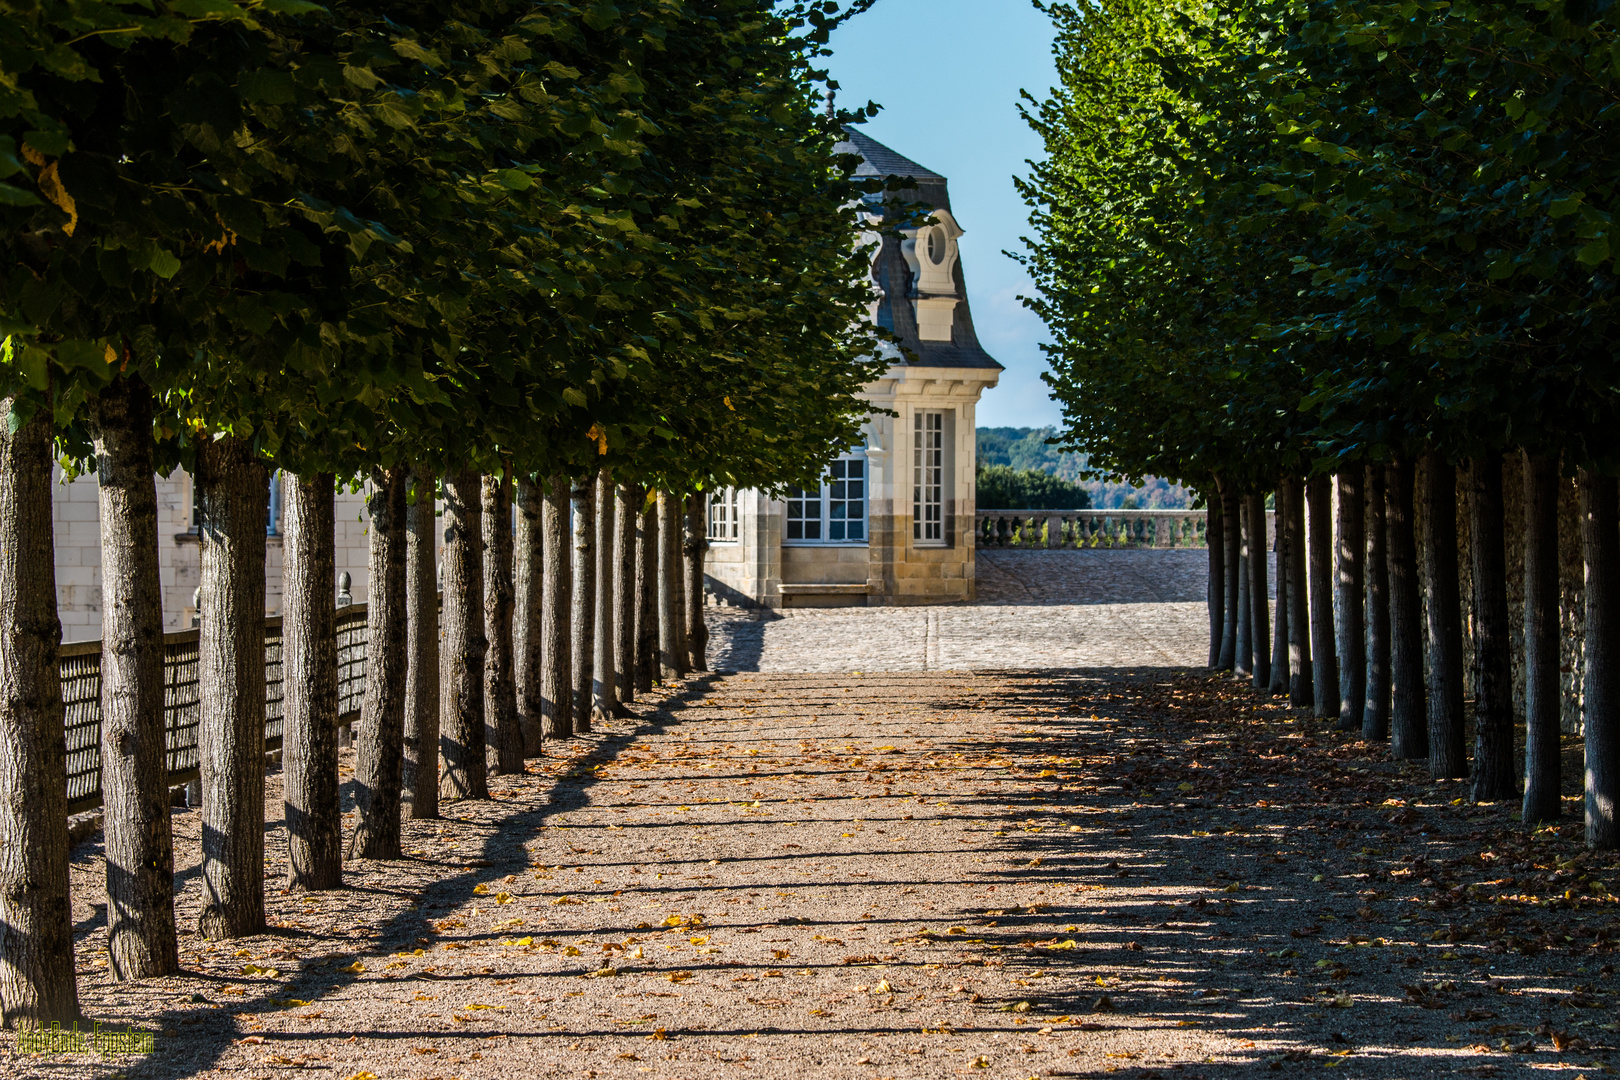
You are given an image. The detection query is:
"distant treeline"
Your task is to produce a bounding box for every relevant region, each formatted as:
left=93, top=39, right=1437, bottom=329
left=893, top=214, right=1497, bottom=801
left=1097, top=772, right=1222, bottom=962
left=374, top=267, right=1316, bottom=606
left=976, top=428, right=1191, bottom=509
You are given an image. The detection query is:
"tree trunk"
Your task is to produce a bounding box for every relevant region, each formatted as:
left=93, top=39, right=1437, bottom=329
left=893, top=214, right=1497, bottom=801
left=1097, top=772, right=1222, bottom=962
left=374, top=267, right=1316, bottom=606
left=439, top=470, right=488, bottom=801
left=1283, top=476, right=1313, bottom=707
left=87, top=377, right=179, bottom=976
left=283, top=471, right=342, bottom=886
left=1207, top=481, right=1225, bottom=668
left=1307, top=474, right=1340, bottom=720
left=685, top=493, right=709, bottom=672
left=1387, top=458, right=1427, bottom=758
left=570, top=476, right=596, bottom=733
left=1363, top=465, right=1391, bottom=742
left=195, top=435, right=267, bottom=939
left=614, top=485, right=639, bottom=705
left=592, top=468, right=617, bottom=726
left=1218, top=481, right=1240, bottom=671
left=658, top=491, right=685, bottom=681
left=541, top=476, right=572, bottom=741
left=347, top=466, right=408, bottom=860
left=671, top=495, right=690, bottom=672
left=1469, top=456, right=1515, bottom=801
left=1580, top=468, right=1620, bottom=849
left=1234, top=496, right=1253, bottom=680
left=0, top=394, right=80, bottom=1026
left=636, top=499, right=657, bottom=693
left=1523, top=453, right=1562, bottom=823
left=1270, top=483, right=1290, bottom=696
left=1336, top=471, right=1366, bottom=732
left=1422, top=453, right=1467, bottom=780
left=514, top=476, right=544, bottom=755
left=403, top=470, right=440, bottom=818
left=482, top=472, right=522, bottom=774
left=1245, top=492, right=1270, bottom=691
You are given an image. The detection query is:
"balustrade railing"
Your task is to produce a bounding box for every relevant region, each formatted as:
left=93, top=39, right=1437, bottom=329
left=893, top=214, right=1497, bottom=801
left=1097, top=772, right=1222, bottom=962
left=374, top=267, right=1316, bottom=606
left=60, top=603, right=370, bottom=815
left=975, top=508, right=1214, bottom=549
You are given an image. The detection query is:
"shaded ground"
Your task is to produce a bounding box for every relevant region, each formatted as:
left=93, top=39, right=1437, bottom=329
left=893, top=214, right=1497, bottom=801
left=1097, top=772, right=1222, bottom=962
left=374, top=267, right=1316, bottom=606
left=10, top=668, right=1616, bottom=1080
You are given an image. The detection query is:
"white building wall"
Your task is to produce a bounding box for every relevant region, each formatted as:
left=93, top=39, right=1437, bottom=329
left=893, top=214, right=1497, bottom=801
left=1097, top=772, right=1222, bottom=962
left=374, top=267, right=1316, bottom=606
left=50, top=468, right=438, bottom=643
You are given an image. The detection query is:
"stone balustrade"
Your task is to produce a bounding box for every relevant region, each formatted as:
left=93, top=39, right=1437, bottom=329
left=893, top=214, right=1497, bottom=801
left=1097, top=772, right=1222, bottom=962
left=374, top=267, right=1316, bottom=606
left=974, top=507, right=1272, bottom=549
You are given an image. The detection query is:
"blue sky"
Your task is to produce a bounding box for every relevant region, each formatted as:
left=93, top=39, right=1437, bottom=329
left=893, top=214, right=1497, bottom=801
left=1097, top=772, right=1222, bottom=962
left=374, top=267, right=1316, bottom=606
left=827, top=0, right=1061, bottom=429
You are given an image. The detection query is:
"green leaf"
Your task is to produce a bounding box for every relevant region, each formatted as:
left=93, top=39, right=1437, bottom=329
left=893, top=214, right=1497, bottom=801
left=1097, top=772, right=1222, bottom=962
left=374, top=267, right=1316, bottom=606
left=0, top=183, right=43, bottom=207
left=148, top=249, right=183, bottom=279
left=561, top=387, right=588, bottom=408
left=1576, top=238, right=1610, bottom=266
left=240, top=70, right=296, bottom=104
left=497, top=169, right=533, bottom=191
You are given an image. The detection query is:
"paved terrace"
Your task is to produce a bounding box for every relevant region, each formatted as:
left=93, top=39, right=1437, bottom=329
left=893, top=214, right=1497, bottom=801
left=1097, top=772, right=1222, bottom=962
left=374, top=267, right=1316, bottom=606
left=707, top=548, right=1231, bottom=673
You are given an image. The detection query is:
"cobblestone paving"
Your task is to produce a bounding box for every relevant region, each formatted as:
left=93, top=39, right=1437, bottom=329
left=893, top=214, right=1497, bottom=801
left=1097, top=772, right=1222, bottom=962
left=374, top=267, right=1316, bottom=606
left=708, top=549, right=1252, bottom=673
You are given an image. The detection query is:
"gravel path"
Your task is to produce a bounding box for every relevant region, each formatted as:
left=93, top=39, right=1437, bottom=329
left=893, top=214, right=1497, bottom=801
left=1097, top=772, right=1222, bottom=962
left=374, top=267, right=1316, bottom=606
left=13, top=664, right=1619, bottom=1080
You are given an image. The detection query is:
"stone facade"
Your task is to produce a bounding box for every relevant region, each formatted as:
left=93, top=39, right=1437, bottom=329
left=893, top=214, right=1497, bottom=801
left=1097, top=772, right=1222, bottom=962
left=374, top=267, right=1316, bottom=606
left=51, top=468, right=394, bottom=642
left=704, top=131, right=1001, bottom=608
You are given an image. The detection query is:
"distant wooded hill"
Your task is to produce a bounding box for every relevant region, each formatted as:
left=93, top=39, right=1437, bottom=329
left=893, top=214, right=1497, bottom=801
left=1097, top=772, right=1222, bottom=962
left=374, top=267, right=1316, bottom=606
left=975, top=427, right=1193, bottom=510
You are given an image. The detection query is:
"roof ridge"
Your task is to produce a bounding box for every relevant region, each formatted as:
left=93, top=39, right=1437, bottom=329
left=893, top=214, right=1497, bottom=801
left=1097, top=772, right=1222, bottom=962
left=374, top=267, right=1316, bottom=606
left=834, top=128, right=946, bottom=182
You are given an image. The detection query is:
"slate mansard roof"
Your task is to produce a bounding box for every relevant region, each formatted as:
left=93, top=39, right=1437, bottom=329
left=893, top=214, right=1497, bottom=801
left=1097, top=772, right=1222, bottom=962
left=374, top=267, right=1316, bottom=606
left=832, top=130, right=1003, bottom=372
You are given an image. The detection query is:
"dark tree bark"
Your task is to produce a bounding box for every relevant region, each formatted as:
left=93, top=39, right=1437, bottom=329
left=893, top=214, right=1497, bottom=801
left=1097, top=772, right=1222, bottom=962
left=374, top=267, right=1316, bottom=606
left=592, top=468, right=617, bottom=725
left=658, top=491, right=685, bottom=681
left=1283, top=476, right=1313, bottom=708
left=614, top=485, right=639, bottom=705
left=87, top=377, right=179, bottom=976
left=1422, top=453, right=1467, bottom=780
left=1363, top=465, right=1391, bottom=742
left=1270, top=483, right=1290, bottom=696
left=514, top=476, right=544, bottom=755
left=1245, top=493, right=1271, bottom=691
left=1207, top=482, right=1225, bottom=668
left=482, top=472, right=522, bottom=774
left=540, top=476, right=572, bottom=741
left=1234, top=496, right=1253, bottom=680
left=570, top=476, right=596, bottom=733
left=195, top=435, right=268, bottom=939
left=283, top=471, right=342, bottom=887
left=1469, top=456, right=1515, bottom=801
left=1580, top=468, right=1620, bottom=849
left=347, top=466, right=408, bottom=860
left=403, top=470, right=440, bottom=818
left=439, top=470, right=488, bottom=801
left=1523, top=453, right=1562, bottom=823
left=685, top=493, right=709, bottom=672
left=636, top=499, right=657, bottom=693
left=671, top=495, right=690, bottom=672
left=1307, top=474, right=1340, bottom=720
left=1387, top=458, right=1427, bottom=758
left=1336, top=472, right=1366, bottom=732
left=0, top=395, right=81, bottom=1026
left=1218, top=481, right=1240, bottom=671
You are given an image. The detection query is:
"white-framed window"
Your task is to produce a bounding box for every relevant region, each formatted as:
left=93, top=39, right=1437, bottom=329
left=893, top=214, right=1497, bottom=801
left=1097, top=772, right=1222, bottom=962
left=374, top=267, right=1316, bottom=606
left=913, top=411, right=944, bottom=544
left=785, top=453, right=867, bottom=545
left=707, top=487, right=739, bottom=542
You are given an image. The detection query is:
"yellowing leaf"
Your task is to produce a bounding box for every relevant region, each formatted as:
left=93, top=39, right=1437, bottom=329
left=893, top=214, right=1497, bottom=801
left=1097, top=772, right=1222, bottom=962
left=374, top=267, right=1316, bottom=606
left=872, top=980, right=892, bottom=995
left=667, top=970, right=694, bottom=983
left=494, top=892, right=513, bottom=905
left=688, top=936, right=709, bottom=945
left=564, top=946, right=581, bottom=957
left=472, top=883, right=490, bottom=895
left=339, top=961, right=365, bottom=974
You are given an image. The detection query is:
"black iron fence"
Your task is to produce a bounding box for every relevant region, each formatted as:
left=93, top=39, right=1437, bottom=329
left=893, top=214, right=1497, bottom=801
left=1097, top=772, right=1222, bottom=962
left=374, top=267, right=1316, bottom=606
left=59, top=604, right=370, bottom=815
